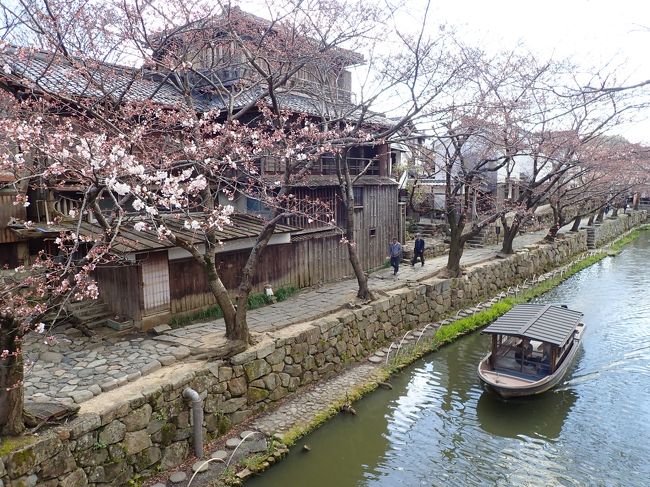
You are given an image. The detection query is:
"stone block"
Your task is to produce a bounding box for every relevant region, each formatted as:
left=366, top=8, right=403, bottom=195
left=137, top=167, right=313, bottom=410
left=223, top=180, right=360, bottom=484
left=100, top=401, right=130, bottom=425
left=265, top=347, right=285, bottom=366
left=175, top=411, right=190, bottom=429
left=123, top=431, right=152, bottom=455
left=228, top=376, right=247, bottom=397
left=228, top=410, right=250, bottom=425
left=146, top=418, right=165, bottom=435
left=37, top=449, right=76, bottom=480
left=101, top=462, right=133, bottom=486
left=230, top=349, right=257, bottom=366
left=160, top=442, right=189, bottom=470
left=131, top=446, right=161, bottom=472
left=107, top=443, right=126, bottom=462
left=73, top=431, right=98, bottom=452
left=6, top=435, right=62, bottom=478
left=99, top=420, right=126, bottom=445
left=123, top=404, right=152, bottom=432
left=220, top=397, right=247, bottom=414
left=243, top=359, right=272, bottom=382
left=268, top=387, right=288, bottom=401
left=247, top=387, right=269, bottom=404
left=76, top=447, right=108, bottom=467
left=59, top=468, right=88, bottom=487
left=86, top=466, right=105, bottom=483
left=68, top=414, right=101, bottom=439
left=256, top=341, right=276, bottom=359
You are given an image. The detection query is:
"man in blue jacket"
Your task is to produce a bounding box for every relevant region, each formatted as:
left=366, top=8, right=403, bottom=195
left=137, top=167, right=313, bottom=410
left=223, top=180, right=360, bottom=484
left=411, top=234, right=425, bottom=267
left=389, top=238, right=403, bottom=276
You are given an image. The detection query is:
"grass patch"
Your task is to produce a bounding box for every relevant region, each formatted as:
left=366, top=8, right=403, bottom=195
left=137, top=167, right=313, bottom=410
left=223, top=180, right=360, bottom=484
left=170, top=285, right=299, bottom=327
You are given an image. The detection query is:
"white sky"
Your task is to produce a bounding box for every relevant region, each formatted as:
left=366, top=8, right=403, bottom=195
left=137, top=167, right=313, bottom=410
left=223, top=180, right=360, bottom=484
left=396, top=0, right=650, bottom=143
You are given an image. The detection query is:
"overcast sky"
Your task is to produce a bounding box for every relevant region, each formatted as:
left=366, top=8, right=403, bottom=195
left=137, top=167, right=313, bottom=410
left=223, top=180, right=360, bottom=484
left=397, top=0, right=650, bottom=143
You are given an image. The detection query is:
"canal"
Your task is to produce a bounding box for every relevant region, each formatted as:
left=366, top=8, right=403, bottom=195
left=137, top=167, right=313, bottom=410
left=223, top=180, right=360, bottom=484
left=248, top=233, right=650, bottom=487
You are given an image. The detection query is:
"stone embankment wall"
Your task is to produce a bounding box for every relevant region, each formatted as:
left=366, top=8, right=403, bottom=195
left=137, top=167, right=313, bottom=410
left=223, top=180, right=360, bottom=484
left=593, top=214, right=639, bottom=247
left=0, top=211, right=644, bottom=487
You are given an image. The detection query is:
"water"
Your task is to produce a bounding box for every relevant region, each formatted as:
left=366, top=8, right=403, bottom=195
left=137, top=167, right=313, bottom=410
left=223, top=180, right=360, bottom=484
left=248, top=233, right=650, bottom=487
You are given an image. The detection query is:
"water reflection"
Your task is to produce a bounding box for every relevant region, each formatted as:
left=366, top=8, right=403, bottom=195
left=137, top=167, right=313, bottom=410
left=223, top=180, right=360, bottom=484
left=476, top=388, right=577, bottom=440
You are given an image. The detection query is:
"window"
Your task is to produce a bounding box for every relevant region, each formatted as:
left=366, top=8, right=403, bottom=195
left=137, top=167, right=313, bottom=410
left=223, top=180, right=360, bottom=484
left=353, top=187, right=363, bottom=208
left=369, top=227, right=376, bottom=237
left=246, top=197, right=271, bottom=218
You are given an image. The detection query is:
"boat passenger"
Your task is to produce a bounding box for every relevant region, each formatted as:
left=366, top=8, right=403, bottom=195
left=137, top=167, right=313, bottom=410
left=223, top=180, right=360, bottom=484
left=515, top=339, right=533, bottom=363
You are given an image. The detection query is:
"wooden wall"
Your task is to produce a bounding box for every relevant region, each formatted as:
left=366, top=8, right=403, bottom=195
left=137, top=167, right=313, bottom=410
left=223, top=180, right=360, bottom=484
left=95, top=263, right=142, bottom=321
left=0, top=192, right=26, bottom=244
left=167, top=184, right=398, bottom=316
left=353, top=184, right=399, bottom=270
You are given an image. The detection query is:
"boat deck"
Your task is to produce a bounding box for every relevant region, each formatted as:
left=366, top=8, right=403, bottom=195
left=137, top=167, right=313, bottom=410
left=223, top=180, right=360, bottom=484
left=485, top=342, right=552, bottom=382
left=479, top=369, right=536, bottom=387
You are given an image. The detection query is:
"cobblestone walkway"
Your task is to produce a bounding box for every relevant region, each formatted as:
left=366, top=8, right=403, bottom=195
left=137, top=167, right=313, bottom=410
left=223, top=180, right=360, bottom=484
left=24, top=229, right=553, bottom=405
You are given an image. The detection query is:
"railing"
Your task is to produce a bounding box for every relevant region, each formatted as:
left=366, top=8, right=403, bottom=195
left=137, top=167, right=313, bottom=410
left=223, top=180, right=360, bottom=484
left=261, top=156, right=380, bottom=176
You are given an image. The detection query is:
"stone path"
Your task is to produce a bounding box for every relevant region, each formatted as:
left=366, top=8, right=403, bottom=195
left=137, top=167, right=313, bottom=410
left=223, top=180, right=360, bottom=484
left=23, top=228, right=555, bottom=405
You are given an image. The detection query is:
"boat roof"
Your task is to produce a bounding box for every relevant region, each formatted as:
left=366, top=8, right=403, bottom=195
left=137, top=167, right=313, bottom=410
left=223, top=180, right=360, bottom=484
left=482, top=304, right=583, bottom=347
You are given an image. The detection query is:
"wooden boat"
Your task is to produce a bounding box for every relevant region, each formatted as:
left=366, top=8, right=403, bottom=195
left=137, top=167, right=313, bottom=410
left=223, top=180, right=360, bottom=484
left=477, top=304, right=585, bottom=398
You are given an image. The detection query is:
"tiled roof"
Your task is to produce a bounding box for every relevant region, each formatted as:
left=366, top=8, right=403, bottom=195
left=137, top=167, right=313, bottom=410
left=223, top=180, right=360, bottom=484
left=206, top=87, right=395, bottom=127
left=8, top=213, right=296, bottom=254
left=1, top=49, right=393, bottom=127
left=0, top=50, right=205, bottom=109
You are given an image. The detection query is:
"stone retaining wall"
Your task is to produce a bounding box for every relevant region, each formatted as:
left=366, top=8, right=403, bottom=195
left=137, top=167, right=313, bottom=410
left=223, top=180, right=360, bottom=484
left=0, top=211, right=644, bottom=487
left=593, top=213, right=639, bottom=247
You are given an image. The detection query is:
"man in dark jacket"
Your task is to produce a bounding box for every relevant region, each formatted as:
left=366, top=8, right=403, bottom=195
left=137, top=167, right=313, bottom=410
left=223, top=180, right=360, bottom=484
left=411, top=234, right=425, bottom=266
left=389, top=238, right=403, bottom=275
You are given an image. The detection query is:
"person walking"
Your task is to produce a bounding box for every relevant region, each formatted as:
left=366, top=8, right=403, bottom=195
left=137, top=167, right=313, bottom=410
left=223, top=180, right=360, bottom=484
left=389, top=237, right=403, bottom=276
left=411, top=234, right=425, bottom=267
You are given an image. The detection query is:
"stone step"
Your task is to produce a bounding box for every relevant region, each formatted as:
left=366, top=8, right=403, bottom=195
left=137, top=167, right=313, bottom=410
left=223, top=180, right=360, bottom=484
left=74, top=309, right=112, bottom=322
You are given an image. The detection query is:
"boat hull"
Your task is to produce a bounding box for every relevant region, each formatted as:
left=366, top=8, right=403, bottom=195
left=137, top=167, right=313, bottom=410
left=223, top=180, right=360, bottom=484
left=478, top=324, right=585, bottom=398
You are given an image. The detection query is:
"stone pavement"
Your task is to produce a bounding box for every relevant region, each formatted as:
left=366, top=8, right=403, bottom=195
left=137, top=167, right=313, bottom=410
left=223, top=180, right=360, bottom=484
left=23, top=228, right=554, bottom=406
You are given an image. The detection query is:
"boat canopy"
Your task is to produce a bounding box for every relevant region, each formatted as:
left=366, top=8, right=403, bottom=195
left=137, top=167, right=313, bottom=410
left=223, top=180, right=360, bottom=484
left=482, top=304, right=583, bottom=347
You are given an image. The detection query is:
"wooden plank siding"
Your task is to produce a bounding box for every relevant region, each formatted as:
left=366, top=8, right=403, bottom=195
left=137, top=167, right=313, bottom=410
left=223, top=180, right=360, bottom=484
left=168, top=234, right=352, bottom=315
left=95, top=264, right=142, bottom=321
left=353, top=184, right=399, bottom=269
left=167, top=184, right=398, bottom=317
left=140, top=251, right=171, bottom=312
left=0, top=192, right=26, bottom=244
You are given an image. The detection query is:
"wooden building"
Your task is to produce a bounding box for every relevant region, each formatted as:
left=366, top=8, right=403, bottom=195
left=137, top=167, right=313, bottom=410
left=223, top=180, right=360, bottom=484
left=0, top=7, right=402, bottom=329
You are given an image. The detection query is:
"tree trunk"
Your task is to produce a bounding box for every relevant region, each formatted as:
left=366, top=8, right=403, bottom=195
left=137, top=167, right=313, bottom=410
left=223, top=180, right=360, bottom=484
left=545, top=202, right=567, bottom=241
left=570, top=215, right=582, bottom=232
left=500, top=214, right=521, bottom=255
left=0, top=316, right=25, bottom=436
left=612, top=207, right=619, bottom=217
left=445, top=226, right=465, bottom=277
left=337, top=152, right=374, bottom=301
left=446, top=237, right=465, bottom=277
left=203, top=256, right=238, bottom=339
left=545, top=224, right=561, bottom=241
left=587, top=214, right=595, bottom=226
left=345, top=209, right=373, bottom=300
left=232, top=221, right=281, bottom=344
left=595, top=208, right=605, bottom=223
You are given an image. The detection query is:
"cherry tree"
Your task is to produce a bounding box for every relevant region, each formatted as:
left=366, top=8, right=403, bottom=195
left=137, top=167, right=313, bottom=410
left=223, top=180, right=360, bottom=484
left=0, top=0, right=397, bottom=433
